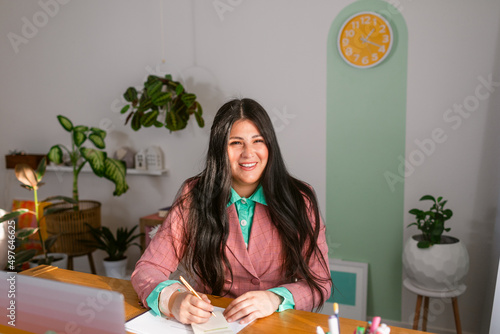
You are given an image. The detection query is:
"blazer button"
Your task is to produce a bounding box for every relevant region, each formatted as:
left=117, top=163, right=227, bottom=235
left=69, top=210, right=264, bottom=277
left=251, top=278, right=260, bottom=285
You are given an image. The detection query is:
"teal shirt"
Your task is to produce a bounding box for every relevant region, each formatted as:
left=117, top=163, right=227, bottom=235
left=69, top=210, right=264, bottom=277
left=146, top=185, right=295, bottom=315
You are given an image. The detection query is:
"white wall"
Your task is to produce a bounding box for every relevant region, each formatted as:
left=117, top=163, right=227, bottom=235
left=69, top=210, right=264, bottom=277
left=0, top=1, right=499, bottom=333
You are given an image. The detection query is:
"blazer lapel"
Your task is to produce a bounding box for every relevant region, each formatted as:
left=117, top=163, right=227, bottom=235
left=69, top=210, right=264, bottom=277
left=247, top=204, right=275, bottom=264
left=226, top=205, right=258, bottom=278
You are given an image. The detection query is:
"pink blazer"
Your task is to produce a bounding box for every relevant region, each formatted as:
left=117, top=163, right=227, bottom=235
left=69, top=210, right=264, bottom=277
left=131, top=201, right=331, bottom=311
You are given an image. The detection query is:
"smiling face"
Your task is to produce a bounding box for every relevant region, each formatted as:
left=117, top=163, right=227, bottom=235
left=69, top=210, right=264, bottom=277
left=227, top=119, right=269, bottom=197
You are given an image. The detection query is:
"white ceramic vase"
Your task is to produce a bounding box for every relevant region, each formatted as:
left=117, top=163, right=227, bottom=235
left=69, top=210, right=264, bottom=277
left=29, top=253, right=68, bottom=269
left=402, top=235, right=469, bottom=292
left=103, top=257, right=128, bottom=279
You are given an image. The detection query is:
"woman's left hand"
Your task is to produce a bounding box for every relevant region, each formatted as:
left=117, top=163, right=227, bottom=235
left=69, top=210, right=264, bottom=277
left=223, top=291, right=282, bottom=324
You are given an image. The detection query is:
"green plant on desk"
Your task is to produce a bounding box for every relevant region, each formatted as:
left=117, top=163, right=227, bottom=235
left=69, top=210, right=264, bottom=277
left=0, top=157, right=76, bottom=267
left=407, top=195, right=453, bottom=248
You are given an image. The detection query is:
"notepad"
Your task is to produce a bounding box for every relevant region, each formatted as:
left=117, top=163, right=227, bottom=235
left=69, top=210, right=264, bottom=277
left=191, top=311, right=233, bottom=334
left=126, top=307, right=250, bottom=334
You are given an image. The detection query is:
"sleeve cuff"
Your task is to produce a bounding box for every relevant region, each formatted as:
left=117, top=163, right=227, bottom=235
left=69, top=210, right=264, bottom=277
left=268, top=287, right=295, bottom=312
left=145, top=280, right=181, bottom=316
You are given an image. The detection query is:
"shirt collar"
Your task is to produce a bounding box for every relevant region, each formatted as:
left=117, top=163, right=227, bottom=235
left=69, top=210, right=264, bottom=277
left=227, top=184, right=267, bottom=207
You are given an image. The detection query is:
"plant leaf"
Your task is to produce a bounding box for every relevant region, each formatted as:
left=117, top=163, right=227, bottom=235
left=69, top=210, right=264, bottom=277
left=103, top=158, right=129, bottom=196
left=80, top=148, right=106, bottom=177
left=41, top=196, right=77, bottom=204
left=420, top=195, right=435, bottom=202
left=194, top=110, right=204, bottom=128
left=57, top=115, right=73, bottom=131
left=74, top=125, right=89, bottom=132
left=14, top=249, right=37, bottom=267
left=152, top=92, right=172, bottom=106
left=120, top=104, right=130, bottom=114
left=44, top=234, right=59, bottom=252
left=181, top=93, right=196, bottom=108
left=443, top=209, right=453, bottom=219
left=73, top=130, right=87, bottom=147
left=89, top=133, right=105, bottom=149
left=15, top=164, right=39, bottom=189
left=16, top=227, right=39, bottom=239
left=35, top=157, right=47, bottom=182
left=141, top=110, right=159, bottom=127
left=417, top=240, right=431, bottom=248
left=146, top=80, right=163, bottom=97
left=408, top=209, right=422, bottom=215
left=175, top=83, right=184, bottom=95
left=43, top=206, right=73, bottom=216
left=90, top=127, right=106, bottom=140
left=47, top=145, right=63, bottom=164
left=154, top=120, right=164, bottom=128
left=0, top=209, right=30, bottom=223
left=124, top=87, right=138, bottom=102
left=131, top=111, right=142, bottom=131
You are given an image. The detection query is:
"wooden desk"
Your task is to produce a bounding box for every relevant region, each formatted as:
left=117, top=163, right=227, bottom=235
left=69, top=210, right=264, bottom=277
left=21, top=266, right=430, bottom=334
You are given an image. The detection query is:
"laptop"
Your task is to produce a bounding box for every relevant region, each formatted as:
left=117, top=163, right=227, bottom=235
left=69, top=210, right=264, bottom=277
left=0, top=270, right=126, bottom=334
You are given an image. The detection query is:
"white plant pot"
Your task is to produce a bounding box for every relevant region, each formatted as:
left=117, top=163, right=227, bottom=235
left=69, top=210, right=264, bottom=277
left=29, top=253, right=68, bottom=269
left=103, top=257, right=128, bottom=279
left=402, top=235, right=469, bottom=292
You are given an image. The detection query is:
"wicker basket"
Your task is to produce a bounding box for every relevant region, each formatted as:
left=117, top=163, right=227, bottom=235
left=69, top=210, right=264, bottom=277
left=45, top=200, right=101, bottom=255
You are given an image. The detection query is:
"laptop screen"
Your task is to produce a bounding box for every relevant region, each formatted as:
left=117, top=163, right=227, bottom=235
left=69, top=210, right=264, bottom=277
left=0, top=271, right=126, bottom=334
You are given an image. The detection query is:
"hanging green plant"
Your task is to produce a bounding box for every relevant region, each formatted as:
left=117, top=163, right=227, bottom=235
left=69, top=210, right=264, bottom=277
left=121, top=75, right=204, bottom=132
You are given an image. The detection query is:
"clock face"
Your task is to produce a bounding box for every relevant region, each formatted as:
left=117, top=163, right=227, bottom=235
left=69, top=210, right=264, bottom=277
left=337, top=12, right=393, bottom=68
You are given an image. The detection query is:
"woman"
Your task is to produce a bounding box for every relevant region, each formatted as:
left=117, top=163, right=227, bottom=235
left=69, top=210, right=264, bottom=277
left=131, top=98, right=331, bottom=325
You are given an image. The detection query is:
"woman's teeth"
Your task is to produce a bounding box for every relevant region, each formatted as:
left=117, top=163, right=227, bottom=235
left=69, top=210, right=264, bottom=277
left=240, top=163, right=257, bottom=167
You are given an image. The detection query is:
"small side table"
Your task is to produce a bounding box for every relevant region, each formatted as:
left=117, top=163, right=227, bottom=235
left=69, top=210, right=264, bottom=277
left=403, top=278, right=466, bottom=333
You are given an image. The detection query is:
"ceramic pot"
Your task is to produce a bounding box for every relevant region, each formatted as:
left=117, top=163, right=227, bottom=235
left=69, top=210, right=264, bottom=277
left=29, top=253, right=68, bottom=269
left=402, top=235, right=469, bottom=292
left=103, top=257, right=128, bottom=279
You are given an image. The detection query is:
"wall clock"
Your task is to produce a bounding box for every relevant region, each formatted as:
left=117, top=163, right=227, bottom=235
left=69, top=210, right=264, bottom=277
left=337, top=12, right=393, bottom=68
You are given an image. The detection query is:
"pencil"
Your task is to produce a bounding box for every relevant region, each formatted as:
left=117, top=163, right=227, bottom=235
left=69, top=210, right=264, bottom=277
left=179, top=275, right=217, bottom=317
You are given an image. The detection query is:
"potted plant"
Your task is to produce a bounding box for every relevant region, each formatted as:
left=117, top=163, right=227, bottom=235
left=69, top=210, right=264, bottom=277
left=121, top=74, right=204, bottom=132
left=0, top=158, right=76, bottom=269
left=402, top=195, right=469, bottom=291
left=44, top=115, right=129, bottom=256
left=83, top=223, right=143, bottom=279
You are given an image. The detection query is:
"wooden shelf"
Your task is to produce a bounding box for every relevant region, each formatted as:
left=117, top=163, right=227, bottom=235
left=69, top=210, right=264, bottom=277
left=45, top=165, right=168, bottom=176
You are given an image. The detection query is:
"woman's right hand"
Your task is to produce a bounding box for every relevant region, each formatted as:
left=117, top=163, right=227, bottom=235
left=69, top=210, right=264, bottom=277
left=170, top=291, right=214, bottom=324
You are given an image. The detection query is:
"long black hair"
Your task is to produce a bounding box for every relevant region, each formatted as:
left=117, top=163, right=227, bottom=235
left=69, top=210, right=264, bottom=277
left=173, top=98, right=330, bottom=310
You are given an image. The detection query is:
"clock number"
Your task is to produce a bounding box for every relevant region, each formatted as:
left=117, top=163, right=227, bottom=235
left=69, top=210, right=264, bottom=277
left=383, top=35, right=389, bottom=43
left=342, top=38, right=349, bottom=46
left=362, top=56, right=369, bottom=65
left=373, top=18, right=377, bottom=26
left=345, top=47, right=353, bottom=56
left=379, top=25, right=386, bottom=33
left=378, top=45, right=386, bottom=53
left=361, top=16, right=371, bottom=24
left=353, top=54, right=360, bottom=61
left=371, top=53, right=379, bottom=61
left=346, top=30, right=355, bottom=38
left=351, top=21, right=359, bottom=29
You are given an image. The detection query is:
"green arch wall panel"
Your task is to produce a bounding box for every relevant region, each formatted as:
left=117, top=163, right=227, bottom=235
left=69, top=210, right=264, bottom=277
left=326, top=0, right=408, bottom=320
